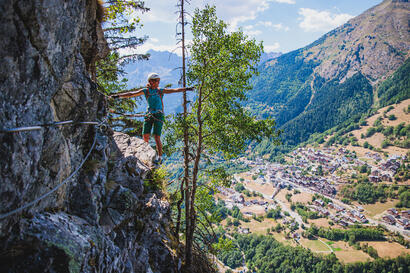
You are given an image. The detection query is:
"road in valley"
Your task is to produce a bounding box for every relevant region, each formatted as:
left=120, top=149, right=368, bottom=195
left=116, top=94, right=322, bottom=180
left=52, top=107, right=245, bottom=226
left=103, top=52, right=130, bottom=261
left=240, top=180, right=305, bottom=227
left=275, top=174, right=410, bottom=240
left=235, top=174, right=410, bottom=240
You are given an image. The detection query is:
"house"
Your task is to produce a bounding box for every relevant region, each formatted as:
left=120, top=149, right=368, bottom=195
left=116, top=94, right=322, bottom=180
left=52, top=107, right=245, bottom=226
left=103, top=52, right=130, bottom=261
left=369, top=175, right=381, bottom=182
left=356, top=206, right=364, bottom=212
left=339, top=220, right=348, bottom=227
left=397, top=218, right=409, bottom=227
left=387, top=208, right=399, bottom=216
left=402, top=210, right=410, bottom=219
left=383, top=215, right=396, bottom=225
left=231, top=194, right=245, bottom=204
left=314, top=199, right=325, bottom=207
left=292, top=232, right=300, bottom=240
left=238, top=227, right=250, bottom=234
left=381, top=173, right=392, bottom=182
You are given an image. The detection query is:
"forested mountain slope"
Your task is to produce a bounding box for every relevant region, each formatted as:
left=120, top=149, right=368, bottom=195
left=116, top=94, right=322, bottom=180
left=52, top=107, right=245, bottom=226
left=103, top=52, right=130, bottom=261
left=250, top=0, right=410, bottom=150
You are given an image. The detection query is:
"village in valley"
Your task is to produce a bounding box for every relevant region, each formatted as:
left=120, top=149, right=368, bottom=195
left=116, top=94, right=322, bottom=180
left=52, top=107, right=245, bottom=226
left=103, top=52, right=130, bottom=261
left=215, top=143, right=410, bottom=266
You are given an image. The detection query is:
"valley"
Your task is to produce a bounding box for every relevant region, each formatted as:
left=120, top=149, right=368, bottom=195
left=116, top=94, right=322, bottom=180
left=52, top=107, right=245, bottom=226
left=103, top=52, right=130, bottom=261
left=213, top=100, right=409, bottom=270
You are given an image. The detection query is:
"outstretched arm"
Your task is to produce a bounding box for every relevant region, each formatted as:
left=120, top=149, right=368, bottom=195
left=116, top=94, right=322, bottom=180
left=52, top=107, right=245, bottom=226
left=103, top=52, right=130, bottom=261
left=110, top=88, right=145, bottom=99
left=163, top=87, right=194, bottom=94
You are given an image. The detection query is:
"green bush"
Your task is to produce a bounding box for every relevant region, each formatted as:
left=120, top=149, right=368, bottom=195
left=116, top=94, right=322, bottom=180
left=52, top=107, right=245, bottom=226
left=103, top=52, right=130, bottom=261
left=381, top=139, right=390, bottom=148
left=388, top=114, right=397, bottom=120
left=382, top=126, right=394, bottom=136
left=366, top=127, right=377, bottom=137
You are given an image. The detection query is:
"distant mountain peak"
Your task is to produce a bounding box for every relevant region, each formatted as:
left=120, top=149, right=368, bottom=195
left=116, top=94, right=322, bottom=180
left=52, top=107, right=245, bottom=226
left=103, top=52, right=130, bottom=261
left=302, top=0, right=409, bottom=85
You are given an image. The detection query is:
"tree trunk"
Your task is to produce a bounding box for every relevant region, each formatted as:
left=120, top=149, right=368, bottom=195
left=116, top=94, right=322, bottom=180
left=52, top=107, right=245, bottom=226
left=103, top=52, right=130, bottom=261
left=178, top=0, right=193, bottom=268
left=185, top=81, right=203, bottom=269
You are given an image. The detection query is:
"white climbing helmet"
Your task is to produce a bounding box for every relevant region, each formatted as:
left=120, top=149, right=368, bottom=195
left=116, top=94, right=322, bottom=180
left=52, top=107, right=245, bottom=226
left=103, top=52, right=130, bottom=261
left=147, top=73, right=160, bottom=81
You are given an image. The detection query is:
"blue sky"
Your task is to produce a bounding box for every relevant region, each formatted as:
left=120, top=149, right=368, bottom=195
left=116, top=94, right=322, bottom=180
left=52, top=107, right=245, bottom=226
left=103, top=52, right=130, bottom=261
left=130, top=0, right=382, bottom=54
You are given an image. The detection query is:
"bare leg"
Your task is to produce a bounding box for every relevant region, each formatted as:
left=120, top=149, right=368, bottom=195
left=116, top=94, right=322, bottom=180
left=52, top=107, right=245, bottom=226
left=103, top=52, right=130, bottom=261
left=143, top=133, right=150, bottom=143
left=154, top=135, right=162, bottom=157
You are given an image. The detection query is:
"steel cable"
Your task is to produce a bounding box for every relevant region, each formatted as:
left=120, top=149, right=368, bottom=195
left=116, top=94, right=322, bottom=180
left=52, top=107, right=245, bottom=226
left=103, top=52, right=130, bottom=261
left=0, top=126, right=99, bottom=220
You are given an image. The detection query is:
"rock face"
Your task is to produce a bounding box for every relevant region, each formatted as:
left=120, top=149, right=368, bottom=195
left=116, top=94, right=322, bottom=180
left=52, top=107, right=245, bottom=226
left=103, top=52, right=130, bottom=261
left=303, top=0, right=410, bottom=84
left=0, top=1, right=178, bottom=272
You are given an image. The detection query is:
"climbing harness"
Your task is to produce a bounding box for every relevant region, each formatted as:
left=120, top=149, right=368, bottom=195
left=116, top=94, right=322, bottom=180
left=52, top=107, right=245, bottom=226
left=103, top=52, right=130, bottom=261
left=0, top=119, right=107, bottom=220
left=109, top=109, right=164, bottom=123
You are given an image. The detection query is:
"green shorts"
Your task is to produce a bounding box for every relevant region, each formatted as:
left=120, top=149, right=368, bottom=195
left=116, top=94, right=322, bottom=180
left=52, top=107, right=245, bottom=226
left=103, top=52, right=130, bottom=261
left=142, top=112, right=164, bottom=136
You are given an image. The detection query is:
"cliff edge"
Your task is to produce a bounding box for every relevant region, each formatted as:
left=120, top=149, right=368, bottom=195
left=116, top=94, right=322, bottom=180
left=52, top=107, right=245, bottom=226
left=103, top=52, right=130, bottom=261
left=0, top=1, right=178, bottom=272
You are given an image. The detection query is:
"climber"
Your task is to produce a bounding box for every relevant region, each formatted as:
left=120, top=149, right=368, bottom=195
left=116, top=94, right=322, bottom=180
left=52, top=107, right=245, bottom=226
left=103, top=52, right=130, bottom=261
left=109, top=73, right=193, bottom=164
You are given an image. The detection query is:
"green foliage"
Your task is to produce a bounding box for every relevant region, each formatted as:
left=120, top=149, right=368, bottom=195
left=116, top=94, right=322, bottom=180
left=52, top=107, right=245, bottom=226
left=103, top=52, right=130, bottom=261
left=166, top=5, right=280, bottom=158
left=366, top=127, right=377, bottom=137
left=218, top=246, right=243, bottom=269
left=396, top=190, right=410, bottom=208
left=165, top=7, right=281, bottom=261
left=306, top=225, right=384, bottom=243
left=340, top=183, right=392, bottom=204
left=250, top=49, right=317, bottom=126
left=381, top=139, right=390, bottom=148
left=294, top=202, right=320, bottom=219
left=373, top=117, right=382, bottom=127
left=387, top=114, right=397, bottom=121
left=382, top=126, right=394, bottom=136
left=214, top=200, right=229, bottom=220
left=220, top=234, right=410, bottom=272
left=96, top=47, right=144, bottom=136
left=359, top=164, right=370, bottom=173
left=362, top=243, right=379, bottom=259
left=378, top=58, right=410, bottom=106
left=234, top=183, right=245, bottom=193
left=103, top=0, right=149, bottom=63
left=143, top=167, right=169, bottom=193
left=266, top=208, right=282, bottom=219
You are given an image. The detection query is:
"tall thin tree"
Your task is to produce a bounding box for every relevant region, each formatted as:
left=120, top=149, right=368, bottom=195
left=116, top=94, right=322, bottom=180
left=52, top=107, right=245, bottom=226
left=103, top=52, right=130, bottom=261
left=174, top=0, right=191, bottom=244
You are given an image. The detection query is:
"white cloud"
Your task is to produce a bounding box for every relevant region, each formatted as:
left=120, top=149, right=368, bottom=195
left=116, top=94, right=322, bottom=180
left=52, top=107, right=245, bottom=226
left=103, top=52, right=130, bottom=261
left=128, top=1, right=277, bottom=53
left=243, top=25, right=262, bottom=36
left=264, top=42, right=280, bottom=52
left=270, top=0, right=296, bottom=4
left=138, top=0, right=273, bottom=29
left=273, top=23, right=289, bottom=31
left=298, top=8, right=353, bottom=32
left=257, top=21, right=290, bottom=31
left=201, top=0, right=271, bottom=29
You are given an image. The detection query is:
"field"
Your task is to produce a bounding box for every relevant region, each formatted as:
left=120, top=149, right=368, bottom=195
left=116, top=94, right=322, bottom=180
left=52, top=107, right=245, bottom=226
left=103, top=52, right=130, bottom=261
left=241, top=204, right=266, bottom=216
left=308, top=218, right=333, bottom=228
left=291, top=191, right=313, bottom=204
left=275, top=189, right=292, bottom=203
left=361, top=241, right=410, bottom=258
left=239, top=219, right=294, bottom=246
left=243, top=180, right=276, bottom=196
left=335, top=250, right=372, bottom=263
left=240, top=218, right=277, bottom=235
left=361, top=200, right=398, bottom=218
left=300, top=238, right=331, bottom=252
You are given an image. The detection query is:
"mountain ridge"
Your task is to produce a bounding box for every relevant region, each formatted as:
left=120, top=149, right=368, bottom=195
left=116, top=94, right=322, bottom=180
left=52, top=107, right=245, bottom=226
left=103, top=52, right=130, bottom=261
left=250, top=0, right=409, bottom=150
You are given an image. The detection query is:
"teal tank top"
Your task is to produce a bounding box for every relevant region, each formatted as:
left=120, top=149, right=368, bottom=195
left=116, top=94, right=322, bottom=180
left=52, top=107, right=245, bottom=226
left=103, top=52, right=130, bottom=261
left=143, top=88, right=164, bottom=113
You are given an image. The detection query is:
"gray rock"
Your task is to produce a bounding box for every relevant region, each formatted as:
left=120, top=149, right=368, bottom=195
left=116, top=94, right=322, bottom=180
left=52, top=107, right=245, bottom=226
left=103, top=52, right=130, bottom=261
left=0, top=1, right=178, bottom=272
